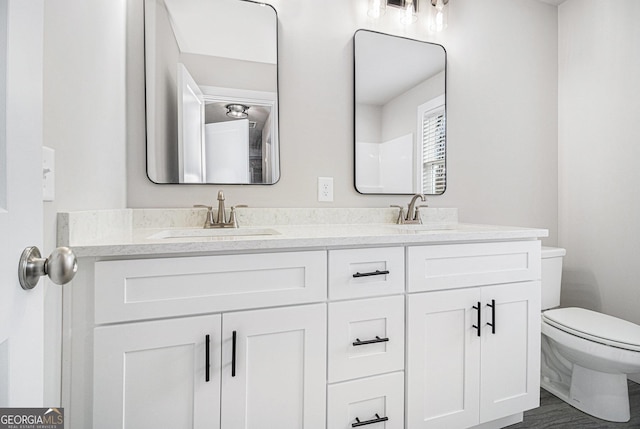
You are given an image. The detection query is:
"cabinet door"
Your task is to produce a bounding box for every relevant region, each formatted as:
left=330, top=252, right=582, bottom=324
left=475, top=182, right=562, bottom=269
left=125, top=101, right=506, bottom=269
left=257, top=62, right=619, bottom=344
left=221, top=304, right=326, bottom=429
left=479, top=281, right=541, bottom=423
left=407, top=289, right=481, bottom=428
left=93, top=314, right=222, bottom=429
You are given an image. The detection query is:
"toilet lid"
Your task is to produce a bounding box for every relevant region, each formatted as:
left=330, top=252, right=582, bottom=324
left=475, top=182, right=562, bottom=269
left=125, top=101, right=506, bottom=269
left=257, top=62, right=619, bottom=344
left=542, top=307, right=640, bottom=352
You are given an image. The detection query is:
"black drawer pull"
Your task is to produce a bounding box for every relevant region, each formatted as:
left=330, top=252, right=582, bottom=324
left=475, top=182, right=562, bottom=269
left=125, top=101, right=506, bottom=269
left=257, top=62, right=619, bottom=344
left=486, top=299, right=496, bottom=334
left=472, top=302, right=481, bottom=337
left=205, top=334, right=210, bottom=382
left=352, top=414, right=389, bottom=427
left=352, top=270, right=390, bottom=278
left=352, top=336, right=389, bottom=346
left=231, top=331, right=237, bottom=377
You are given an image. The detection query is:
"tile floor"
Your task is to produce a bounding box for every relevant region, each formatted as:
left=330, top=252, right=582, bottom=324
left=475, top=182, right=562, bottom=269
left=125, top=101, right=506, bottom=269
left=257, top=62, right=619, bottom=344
left=508, top=381, right=640, bottom=428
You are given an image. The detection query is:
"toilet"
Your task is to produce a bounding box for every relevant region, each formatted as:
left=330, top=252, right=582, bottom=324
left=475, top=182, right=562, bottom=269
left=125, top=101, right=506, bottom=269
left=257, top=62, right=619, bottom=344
left=540, top=246, right=640, bottom=422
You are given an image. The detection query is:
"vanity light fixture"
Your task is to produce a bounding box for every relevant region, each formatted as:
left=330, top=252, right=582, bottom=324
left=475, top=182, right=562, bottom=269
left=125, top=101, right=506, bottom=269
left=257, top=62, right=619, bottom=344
left=367, top=0, right=449, bottom=32
left=225, top=104, right=249, bottom=119
left=428, top=0, right=449, bottom=33
left=400, top=0, right=418, bottom=25
left=367, top=0, right=386, bottom=18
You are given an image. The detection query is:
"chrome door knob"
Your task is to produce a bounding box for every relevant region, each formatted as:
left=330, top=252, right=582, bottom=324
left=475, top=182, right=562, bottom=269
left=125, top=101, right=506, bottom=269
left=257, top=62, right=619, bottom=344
left=18, top=246, right=78, bottom=290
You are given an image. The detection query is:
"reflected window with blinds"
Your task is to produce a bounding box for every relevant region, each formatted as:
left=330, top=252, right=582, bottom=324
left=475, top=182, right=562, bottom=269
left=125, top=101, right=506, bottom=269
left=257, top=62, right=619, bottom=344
left=418, top=95, right=446, bottom=194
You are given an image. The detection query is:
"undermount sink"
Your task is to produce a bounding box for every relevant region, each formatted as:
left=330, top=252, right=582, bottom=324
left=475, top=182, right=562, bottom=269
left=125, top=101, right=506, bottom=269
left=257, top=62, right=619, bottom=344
left=148, top=227, right=281, bottom=240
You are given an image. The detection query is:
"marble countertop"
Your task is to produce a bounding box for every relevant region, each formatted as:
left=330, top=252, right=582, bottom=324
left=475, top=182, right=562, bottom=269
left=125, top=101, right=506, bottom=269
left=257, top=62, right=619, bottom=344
left=58, top=208, right=548, bottom=258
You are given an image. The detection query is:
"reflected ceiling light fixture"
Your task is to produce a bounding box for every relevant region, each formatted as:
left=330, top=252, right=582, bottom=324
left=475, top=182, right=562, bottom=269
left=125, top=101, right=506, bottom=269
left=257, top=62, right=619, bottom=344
left=428, top=0, right=449, bottom=33
left=225, top=104, right=249, bottom=119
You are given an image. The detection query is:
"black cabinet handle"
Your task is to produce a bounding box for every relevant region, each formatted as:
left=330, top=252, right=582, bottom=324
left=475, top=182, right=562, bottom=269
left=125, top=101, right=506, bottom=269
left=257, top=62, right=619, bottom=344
left=231, top=331, right=237, bottom=377
left=472, top=302, right=481, bottom=337
left=352, top=336, right=389, bottom=346
left=352, top=270, right=390, bottom=278
left=205, top=334, right=210, bottom=382
left=486, top=299, right=496, bottom=334
left=352, top=414, right=389, bottom=427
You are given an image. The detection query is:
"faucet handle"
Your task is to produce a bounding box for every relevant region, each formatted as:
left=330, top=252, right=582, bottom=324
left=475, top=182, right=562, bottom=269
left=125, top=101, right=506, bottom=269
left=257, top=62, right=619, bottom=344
left=228, top=205, right=247, bottom=228
left=194, top=205, right=215, bottom=228
left=390, top=205, right=406, bottom=224
left=194, top=204, right=213, bottom=210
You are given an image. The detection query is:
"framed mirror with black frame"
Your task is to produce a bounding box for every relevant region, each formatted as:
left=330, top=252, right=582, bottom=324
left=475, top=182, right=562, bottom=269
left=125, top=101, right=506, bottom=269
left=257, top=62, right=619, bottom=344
left=144, top=0, right=280, bottom=185
left=354, top=29, right=446, bottom=195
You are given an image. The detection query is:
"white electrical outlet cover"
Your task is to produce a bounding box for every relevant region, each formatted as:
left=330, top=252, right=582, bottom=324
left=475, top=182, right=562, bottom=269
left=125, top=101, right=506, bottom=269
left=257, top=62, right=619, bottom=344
left=318, top=177, right=334, bottom=202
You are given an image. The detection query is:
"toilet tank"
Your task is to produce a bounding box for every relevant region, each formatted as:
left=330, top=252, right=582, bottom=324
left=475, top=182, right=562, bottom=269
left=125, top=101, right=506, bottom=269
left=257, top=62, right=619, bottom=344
left=541, top=246, right=566, bottom=310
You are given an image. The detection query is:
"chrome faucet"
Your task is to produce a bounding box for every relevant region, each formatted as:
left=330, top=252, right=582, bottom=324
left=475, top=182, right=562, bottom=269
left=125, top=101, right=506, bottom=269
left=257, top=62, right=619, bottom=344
left=392, top=194, right=427, bottom=224
left=194, top=190, right=246, bottom=228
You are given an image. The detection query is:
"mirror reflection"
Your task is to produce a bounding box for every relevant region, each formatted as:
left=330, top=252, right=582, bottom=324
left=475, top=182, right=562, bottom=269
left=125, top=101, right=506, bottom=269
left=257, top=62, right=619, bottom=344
left=354, top=30, right=446, bottom=195
left=145, top=0, right=279, bottom=184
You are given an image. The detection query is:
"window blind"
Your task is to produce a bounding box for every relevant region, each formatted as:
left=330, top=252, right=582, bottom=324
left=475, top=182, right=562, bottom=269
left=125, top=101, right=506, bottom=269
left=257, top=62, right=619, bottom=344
left=421, top=108, right=446, bottom=194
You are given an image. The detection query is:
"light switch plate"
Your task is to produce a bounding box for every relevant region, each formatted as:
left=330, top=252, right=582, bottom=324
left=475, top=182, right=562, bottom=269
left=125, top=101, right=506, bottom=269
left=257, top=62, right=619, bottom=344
left=42, top=146, right=55, bottom=201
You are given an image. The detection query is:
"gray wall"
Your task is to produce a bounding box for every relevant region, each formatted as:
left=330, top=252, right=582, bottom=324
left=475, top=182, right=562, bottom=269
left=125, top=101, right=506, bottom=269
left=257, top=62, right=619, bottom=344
left=44, top=0, right=559, bottom=242
left=42, top=0, right=560, bottom=402
left=558, top=0, right=640, bottom=324
left=124, top=0, right=560, bottom=245
left=41, top=0, right=640, bottom=402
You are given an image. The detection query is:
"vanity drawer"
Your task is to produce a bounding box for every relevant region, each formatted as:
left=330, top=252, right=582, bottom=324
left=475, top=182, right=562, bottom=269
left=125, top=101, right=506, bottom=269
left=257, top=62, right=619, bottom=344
left=329, top=247, right=404, bottom=300
left=327, top=372, right=404, bottom=429
left=94, top=251, right=326, bottom=324
left=328, top=295, right=404, bottom=383
left=407, top=241, right=541, bottom=292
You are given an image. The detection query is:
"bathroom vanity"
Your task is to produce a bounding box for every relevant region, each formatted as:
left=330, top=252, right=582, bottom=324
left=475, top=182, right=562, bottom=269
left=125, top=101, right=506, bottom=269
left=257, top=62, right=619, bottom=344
left=59, top=208, right=546, bottom=429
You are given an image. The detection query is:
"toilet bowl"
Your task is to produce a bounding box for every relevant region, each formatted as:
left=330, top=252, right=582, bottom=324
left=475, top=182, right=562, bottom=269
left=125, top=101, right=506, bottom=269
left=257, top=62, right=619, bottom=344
left=540, top=247, right=640, bottom=422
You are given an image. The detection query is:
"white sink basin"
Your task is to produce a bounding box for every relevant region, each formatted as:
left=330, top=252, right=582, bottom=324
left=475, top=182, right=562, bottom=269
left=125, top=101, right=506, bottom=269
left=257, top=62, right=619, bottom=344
left=148, top=227, right=280, bottom=240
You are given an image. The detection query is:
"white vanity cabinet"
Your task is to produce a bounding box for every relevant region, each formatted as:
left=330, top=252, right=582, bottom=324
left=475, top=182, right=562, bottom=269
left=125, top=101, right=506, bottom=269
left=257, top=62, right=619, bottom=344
left=406, top=242, right=542, bottom=428
left=62, top=222, right=546, bottom=429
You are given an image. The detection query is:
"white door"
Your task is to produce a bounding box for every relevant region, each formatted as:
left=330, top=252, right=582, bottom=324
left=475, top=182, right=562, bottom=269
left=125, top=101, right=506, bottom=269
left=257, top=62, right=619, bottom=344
left=221, top=304, right=327, bottom=429
left=0, top=0, right=45, bottom=406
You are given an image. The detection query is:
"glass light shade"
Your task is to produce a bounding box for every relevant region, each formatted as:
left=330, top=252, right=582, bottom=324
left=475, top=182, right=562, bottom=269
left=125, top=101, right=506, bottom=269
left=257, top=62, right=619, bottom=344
left=400, top=0, right=417, bottom=25
left=367, top=0, right=386, bottom=19
left=428, top=0, right=448, bottom=33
